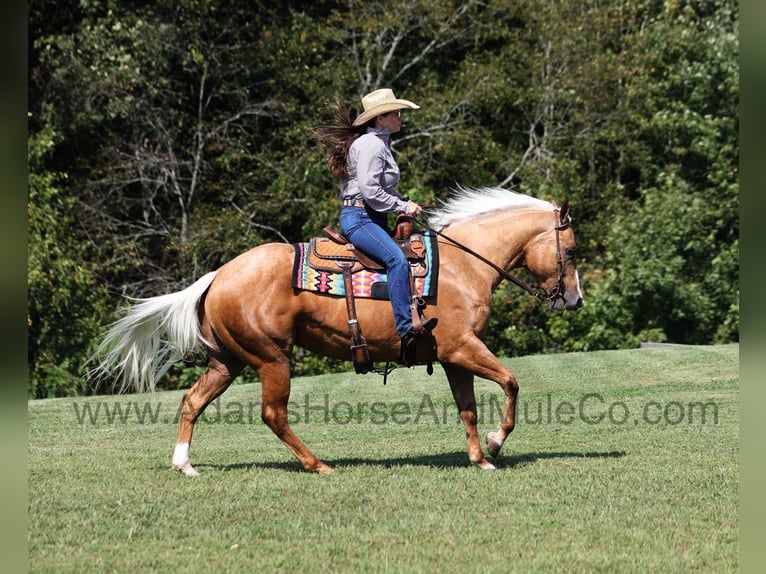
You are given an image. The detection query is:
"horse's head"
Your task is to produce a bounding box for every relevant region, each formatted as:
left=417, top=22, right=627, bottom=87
left=525, top=200, right=584, bottom=312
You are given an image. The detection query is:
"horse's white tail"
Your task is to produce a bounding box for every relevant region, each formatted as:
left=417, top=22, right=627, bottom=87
left=89, top=271, right=218, bottom=394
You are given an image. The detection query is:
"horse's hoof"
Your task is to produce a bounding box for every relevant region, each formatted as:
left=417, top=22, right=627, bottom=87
left=313, top=462, right=334, bottom=475
left=472, top=459, right=497, bottom=470
left=486, top=437, right=503, bottom=458
left=172, top=462, right=200, bottom=477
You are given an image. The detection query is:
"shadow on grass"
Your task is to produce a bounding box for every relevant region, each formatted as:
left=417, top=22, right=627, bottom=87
left=191, top=449, right=627, bottom=473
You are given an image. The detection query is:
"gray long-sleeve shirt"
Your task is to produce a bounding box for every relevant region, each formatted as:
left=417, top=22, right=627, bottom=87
left=341, top=127, right=408, bottom=213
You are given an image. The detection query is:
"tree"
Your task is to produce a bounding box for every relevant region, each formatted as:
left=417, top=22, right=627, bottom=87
left=544, top=0, right=739, bottom=349
left=28, top=125, right=109, bottom=397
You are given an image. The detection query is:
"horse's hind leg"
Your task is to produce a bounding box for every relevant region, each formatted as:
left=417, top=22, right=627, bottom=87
left=172, top=354, right=244, bottom=476
left=443, top=364, right=497, bottom=470
left=258, top=358, right=333, bottom=475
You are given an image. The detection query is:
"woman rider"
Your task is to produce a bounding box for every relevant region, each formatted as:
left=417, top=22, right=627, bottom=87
left=313, top=88, right=437, bottom=364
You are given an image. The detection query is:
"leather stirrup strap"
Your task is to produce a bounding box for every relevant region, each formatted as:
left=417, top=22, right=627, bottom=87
left=339, top=262, right=372, bottom=374
left=408, top=267, right=425, bottom=333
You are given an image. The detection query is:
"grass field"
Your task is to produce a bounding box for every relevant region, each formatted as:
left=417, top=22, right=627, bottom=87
left=28, top=344, right=738, bottom=573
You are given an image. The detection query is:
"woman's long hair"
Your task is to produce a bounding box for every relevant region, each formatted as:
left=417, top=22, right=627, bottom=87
left=313, top=99, right=367, bottom=180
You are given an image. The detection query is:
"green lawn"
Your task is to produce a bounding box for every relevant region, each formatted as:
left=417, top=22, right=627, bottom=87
left=28, top=344, right=738, bottom=572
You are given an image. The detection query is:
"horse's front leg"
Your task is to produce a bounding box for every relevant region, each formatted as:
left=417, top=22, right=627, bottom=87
left=443, top=363, right=496, bottom=470
left=485, top=375, right=518, bottom=459
left=443, top=338, right=519, bottom=461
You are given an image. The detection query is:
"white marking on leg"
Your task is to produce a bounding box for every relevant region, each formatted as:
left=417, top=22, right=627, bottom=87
left=172, top=442, right=190, bottom=467
left=171, top=442, right=199, bottom=476
left=487, top=429, right=506, bottom=447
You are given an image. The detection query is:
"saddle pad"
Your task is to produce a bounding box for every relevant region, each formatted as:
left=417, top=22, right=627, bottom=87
left=292, top=230, right=439, bottom=300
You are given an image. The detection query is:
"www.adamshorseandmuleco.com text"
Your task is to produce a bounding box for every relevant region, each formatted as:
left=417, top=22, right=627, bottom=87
left=72, top=392, right=720, bottom=427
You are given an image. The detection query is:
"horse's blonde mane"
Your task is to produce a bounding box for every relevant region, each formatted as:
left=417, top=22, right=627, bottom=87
left=426, top=186, right=554, bottom=230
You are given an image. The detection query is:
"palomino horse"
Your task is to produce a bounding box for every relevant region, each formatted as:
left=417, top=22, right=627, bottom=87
left=92, top=187, right=583, bottom=476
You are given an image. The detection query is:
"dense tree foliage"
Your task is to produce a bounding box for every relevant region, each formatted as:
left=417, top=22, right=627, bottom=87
left=28, top=0, right=738, bottom=397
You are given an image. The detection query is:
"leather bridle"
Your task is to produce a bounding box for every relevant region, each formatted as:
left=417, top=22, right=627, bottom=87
left=544, top=207, right=572, bottom=309
left=418, top=207, right=571, bottom=309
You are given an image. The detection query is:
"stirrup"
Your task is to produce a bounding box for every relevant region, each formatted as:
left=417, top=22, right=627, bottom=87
left=411, top=316, right=438, bottom=334
left=400, top=332, right=419, bottom=366
left=420, top=317, right=438, bottom=332
left=399, top=318, right=437, bottom=366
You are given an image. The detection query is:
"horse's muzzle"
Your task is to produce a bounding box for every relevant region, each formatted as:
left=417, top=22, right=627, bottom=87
left=550, top=294, right=584, bottom=312
left=569, top=296, right=584, bottom=311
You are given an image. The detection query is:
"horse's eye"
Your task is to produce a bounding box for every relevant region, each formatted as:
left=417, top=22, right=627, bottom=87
left=565, top=247, right=577, bottom=260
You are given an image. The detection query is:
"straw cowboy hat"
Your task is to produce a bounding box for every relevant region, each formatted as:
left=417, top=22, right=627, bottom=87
left=353, top=88, right=420, bottom=126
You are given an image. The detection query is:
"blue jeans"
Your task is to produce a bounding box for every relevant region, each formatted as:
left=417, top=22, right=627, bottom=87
left=339, top=206, right=413, bottom=337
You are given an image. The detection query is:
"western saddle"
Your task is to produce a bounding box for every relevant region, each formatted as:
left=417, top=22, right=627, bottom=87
left=313, top=214, right=434, bottom=373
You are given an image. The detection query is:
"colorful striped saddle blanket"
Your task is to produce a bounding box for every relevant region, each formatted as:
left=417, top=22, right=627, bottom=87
left=292, top=230, right=439, bottom=300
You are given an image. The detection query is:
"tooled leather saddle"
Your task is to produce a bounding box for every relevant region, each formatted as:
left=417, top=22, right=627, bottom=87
left=310, top=224, right=428, bottom=277
left=308, top=215, right=434, bottom=374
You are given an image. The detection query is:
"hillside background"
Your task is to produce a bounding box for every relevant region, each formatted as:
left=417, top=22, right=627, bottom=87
left=27, top=0, right=739, bottom=397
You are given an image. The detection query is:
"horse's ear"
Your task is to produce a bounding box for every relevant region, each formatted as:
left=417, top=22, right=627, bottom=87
left=560, top=200, right=570, bottom=220
left=550, top=199, right=558, bottom=209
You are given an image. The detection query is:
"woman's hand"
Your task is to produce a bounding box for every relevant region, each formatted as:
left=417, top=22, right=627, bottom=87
left=405, top=200, right=422, bottom=216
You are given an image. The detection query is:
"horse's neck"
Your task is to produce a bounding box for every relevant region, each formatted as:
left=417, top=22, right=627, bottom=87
left=445, top=209, right=550, bottom=277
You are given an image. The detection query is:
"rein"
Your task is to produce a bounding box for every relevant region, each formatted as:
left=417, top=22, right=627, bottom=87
left=416, top=208, right=570, bottom=309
